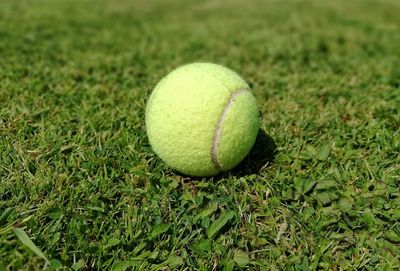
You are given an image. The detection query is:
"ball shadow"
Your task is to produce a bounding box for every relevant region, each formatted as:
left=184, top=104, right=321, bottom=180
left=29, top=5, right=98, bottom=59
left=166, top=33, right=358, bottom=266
left=227, top=129, right=277, bottom=177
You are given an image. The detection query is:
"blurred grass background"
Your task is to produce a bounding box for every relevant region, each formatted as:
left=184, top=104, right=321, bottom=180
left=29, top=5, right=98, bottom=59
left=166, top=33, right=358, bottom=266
left=0, top=0, right=399, bottom=270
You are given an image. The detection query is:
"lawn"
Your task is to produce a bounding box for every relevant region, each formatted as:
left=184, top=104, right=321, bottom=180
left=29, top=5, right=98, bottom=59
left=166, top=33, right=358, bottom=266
left=0, top=0, right=399, bottom=270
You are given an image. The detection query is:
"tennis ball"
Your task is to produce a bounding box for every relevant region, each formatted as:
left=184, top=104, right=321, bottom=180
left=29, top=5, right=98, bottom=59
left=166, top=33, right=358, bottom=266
left=146, top=63, right=259, bottom=177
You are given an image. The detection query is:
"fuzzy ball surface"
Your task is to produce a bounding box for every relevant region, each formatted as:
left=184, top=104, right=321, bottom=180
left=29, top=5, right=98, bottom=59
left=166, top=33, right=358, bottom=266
left=145, top=63, right=259, bottom=177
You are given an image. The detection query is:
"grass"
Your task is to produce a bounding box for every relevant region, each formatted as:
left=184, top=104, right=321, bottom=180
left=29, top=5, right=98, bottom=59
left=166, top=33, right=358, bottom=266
left=0, top=0, right=399, bottom=270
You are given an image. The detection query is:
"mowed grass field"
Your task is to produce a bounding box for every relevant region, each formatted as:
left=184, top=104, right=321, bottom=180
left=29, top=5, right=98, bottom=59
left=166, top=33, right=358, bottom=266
left=1, top=0, right=399, bottom=270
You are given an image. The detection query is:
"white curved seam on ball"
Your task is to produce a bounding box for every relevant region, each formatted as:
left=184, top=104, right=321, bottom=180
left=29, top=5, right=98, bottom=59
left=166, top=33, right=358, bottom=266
left=211, top=88, right=250, bottom=171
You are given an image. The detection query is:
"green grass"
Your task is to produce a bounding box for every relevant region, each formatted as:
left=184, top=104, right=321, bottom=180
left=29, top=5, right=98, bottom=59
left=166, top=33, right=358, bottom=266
left=1, top=0, right=399, bottom=270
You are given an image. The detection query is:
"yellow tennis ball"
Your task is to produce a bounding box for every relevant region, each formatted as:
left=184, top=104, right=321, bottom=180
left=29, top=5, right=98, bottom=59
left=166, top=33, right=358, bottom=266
left=145, top=63, right=259, bottom=176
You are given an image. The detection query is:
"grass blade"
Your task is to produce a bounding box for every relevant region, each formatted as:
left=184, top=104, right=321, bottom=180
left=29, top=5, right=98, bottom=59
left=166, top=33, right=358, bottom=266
left=207, top=211, right=235, bottom=240
left=233, top=250, right=250, bottom=268
left=13, top=227, right=49, bottom=264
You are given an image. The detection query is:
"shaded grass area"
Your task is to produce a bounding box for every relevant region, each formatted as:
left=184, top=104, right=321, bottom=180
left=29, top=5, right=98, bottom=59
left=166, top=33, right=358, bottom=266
left=1, top=0, right=399, bottom=269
